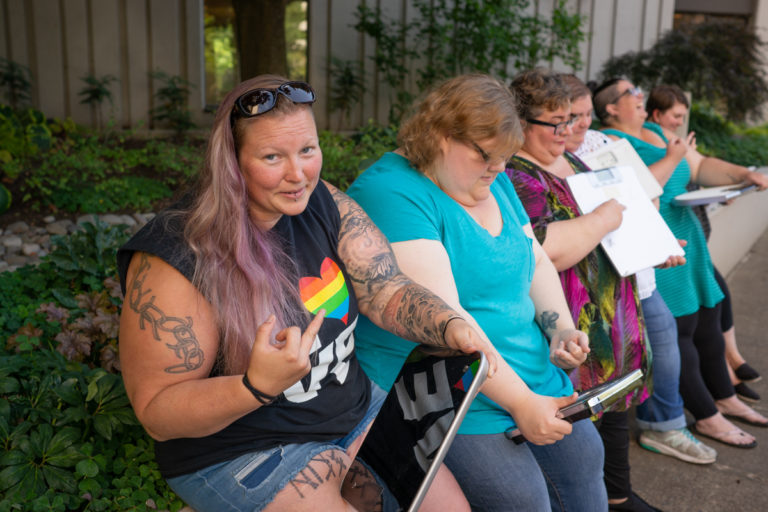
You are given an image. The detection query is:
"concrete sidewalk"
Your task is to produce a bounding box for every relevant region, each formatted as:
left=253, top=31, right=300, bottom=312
left=628, top=226, right=768, bottom=512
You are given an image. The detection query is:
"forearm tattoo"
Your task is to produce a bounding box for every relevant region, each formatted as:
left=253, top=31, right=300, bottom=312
left=127, top=253, right=204, bottom=373
left=329, top=184, right=454, bottom=347
left=539, top=310, right=560, bottom=333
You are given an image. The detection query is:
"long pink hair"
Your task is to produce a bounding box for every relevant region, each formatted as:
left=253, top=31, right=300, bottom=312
left=184, top=75, right=310, bottom=375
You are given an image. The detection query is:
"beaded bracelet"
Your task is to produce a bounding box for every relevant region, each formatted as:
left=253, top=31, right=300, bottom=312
left=242, top=373, right=279, bottom=405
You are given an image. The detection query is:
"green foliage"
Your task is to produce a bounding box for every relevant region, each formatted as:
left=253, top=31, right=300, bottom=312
left=0, top=58, right=32, bottom=108
left=599, top=20, right=768, bottom=122
left=320, top=120, right=398, bottom=190
left=204, top=12, right=239, bottom=105
left=5, top=131, right=203, bottom=214
left=329, top=58, right=366, bottom=128
left=0, top=104, right=55, bottom=164
left=353, top=0, right=585, bottom=122
left=150, top=71, right=196, bottom=135
left=79, top=75, right=118, bottom=131
left=0, top=219, right=184, bottom=510
left=690, top=103, right=768, bottom=166
left=285, top=1, right=308, bottom=80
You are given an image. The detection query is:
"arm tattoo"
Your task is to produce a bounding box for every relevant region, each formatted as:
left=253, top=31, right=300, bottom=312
left=539, top=311, right=560, bottom=333
left=328, top=183, right=455, bottom=348
left=127, top=253, right=205, bottom=373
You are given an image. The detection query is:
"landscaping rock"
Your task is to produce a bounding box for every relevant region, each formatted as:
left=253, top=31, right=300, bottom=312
left=22, top=243, right=41, bottom=256
left=46, top=220, right=72, bottom=235
left=3, top=235, right=22, bottom=249
left=7, top=221, right=29, bottom=234
left=43, top=215, right=56, bottom=223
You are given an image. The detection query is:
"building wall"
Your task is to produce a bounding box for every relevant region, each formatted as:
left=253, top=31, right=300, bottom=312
left=0, top=0, right=210, bottom=132
left=1, top=0, right=676, bottom=132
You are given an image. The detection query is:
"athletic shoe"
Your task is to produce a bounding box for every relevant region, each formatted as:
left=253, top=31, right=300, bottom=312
left=638, top=428, right=717, bottom=464
left=735, top=362, right=761, bottom=383
left=735, top=382, right=761, bottom=402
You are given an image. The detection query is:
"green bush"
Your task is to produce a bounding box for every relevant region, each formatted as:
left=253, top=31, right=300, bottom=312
left=599, top=20, right=768, bottom=122
left=320, top=120, right=398, bottom=190
left=690, top=103, right=768, bottom=166
left=0, top=221, right=185, bottom=510
left=3, top=132, right=203, bottom=214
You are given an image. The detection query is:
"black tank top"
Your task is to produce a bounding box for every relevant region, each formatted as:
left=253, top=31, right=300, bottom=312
left=117, top=182, right=370, bottom=478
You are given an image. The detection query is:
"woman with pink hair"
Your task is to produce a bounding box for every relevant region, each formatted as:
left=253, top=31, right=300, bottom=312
left=116, top=75, right=496, bottom=511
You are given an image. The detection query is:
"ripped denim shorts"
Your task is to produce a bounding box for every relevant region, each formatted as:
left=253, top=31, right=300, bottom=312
left=167, top=382, right=394, bottom=511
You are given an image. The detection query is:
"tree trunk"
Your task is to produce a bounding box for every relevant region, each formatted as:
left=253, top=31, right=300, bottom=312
left=232, top=0, right=290, bottom=80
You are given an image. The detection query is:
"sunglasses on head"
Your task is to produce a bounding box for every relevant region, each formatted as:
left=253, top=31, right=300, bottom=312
left=231, top=81, right=316, bottom=122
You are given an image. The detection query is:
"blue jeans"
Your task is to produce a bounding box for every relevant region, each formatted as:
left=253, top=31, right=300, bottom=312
left=167, top=383, right=395, bottom=512
left=635, top=289, right=687, bottom=431
left=444, top=418, right=607, bottom=512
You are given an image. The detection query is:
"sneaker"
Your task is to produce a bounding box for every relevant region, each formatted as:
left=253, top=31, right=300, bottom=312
left=638, top=428, right=717, bottom=464
left=735, top=382, right=761, bottom=402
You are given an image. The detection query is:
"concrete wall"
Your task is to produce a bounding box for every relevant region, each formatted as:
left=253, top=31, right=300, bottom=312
left=708, top=168, right=768, bottom=276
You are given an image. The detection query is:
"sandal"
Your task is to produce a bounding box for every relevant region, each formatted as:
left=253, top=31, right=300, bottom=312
left=691, top=425, right=757, bottom=449
left=722, top=410, right=768, bottom=428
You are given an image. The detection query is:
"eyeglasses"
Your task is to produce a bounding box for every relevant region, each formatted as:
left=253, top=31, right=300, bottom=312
left=470, top=141, right=491, bottom=162
left=231, top=81, right=316, bottom=122
left=610, top=87, right=642, bottom=104
left=525, top=116, right=576, bottom=135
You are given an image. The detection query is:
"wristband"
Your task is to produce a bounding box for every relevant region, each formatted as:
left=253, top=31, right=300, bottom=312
left=242, top=373, right=279, bottom=405
left=442, top=316, right=464, bottom=344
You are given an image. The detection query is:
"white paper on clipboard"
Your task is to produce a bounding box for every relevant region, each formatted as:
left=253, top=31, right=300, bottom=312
left=566, top=166, right=685, bottom=277
left=580, top=138, right=663, bottom=199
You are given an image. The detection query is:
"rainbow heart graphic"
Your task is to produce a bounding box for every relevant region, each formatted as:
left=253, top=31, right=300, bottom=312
left=299, top=257, right=350, bottom=324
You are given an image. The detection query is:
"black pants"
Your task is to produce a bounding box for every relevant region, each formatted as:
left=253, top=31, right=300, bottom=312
left=597, top=411, right=631, bottom=500
left=675, top=302, right=734, bottom=420
left=713, top=267, right=734, bottom=331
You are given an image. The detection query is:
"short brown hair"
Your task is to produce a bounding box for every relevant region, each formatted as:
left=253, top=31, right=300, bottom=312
left=646, top=84, right=689, bottom=118
left=398, top=74, right=523, bottom=173
left=510, top=68, right=571, bottom=121
left=560, top=73, right=591, bottom=102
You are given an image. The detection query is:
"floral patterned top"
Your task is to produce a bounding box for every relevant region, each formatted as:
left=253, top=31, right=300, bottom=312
left=506, top=153, right=651, bottom=410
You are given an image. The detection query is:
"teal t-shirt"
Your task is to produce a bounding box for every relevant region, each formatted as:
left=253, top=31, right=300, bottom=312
left=347, top=152, right=574, bottom=435
left=601, top=123, right=723, bottom=317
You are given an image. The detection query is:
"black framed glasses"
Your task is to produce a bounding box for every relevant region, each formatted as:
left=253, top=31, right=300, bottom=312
left=525, top=117, right=576, bottom=135
left=231, top=81, right=316, bottom=122
left=470, top=141, right=491, bottom=163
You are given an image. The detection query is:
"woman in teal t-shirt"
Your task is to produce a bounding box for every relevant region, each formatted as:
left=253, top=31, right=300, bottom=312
left=594, top=78, right=768, bottom=449
left=349, top=74, right=607, bottom=511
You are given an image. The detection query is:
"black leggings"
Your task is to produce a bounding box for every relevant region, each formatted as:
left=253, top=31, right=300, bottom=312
left=597, top=411, right=631, bottom=500
left=675, top=302, right=735, bottom=420
left=713, top=267, right=734, bottom=331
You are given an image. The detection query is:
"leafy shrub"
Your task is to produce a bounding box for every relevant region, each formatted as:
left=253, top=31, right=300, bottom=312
left=150, top=71, right=196, bottom=135
left=0, top=220, right=185, bottom=510
left=3, top=132, right=203, bottom=214
left=353, top=0, right=586, bottom=122
left=0, top=58, right=32, bottom=109
left=690, top=103, right=768, bottom=166
left=320, top=120, right=398, bottom=190
left=599, top=20, right=768, bottom=122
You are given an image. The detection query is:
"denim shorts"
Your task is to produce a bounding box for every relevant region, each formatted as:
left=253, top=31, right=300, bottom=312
left=167, top=383, right=388, bottom=512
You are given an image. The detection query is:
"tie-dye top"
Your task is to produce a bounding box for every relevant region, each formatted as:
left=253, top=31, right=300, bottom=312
left=506, top=153, right=651, bottom=409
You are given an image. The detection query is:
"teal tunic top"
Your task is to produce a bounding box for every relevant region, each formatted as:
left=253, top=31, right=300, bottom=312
left=347, top=152, right=574, bottom=435
left=602, top=122, right=723, bottom=317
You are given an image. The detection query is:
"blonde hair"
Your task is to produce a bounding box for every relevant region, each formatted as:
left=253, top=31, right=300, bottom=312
left=398, top=74, right=523, bottom=173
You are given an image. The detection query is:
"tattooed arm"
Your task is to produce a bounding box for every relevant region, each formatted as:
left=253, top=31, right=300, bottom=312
left=327, top=182, right=496, bottom=369
left=524, top=224, right=590, bottom=369
left=119, top=252, right=321, bottom=441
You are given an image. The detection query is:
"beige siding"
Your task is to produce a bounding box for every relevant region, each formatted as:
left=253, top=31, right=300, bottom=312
left=1, top=0, right=680, bottom=131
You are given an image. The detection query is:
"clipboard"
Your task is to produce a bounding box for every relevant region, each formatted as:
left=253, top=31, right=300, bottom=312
left=357, top=346, right=489, bottom=511
left=674, top=183, right=757, bottom=206
left=504, top=369, right=644, bottom=443
left=580, top=138, right=663, bottom=199
left=565, top=165, right=685, bottom=277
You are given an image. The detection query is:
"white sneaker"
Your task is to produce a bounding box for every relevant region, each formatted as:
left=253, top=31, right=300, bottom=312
left=638, top=428, right=717, bottom=464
